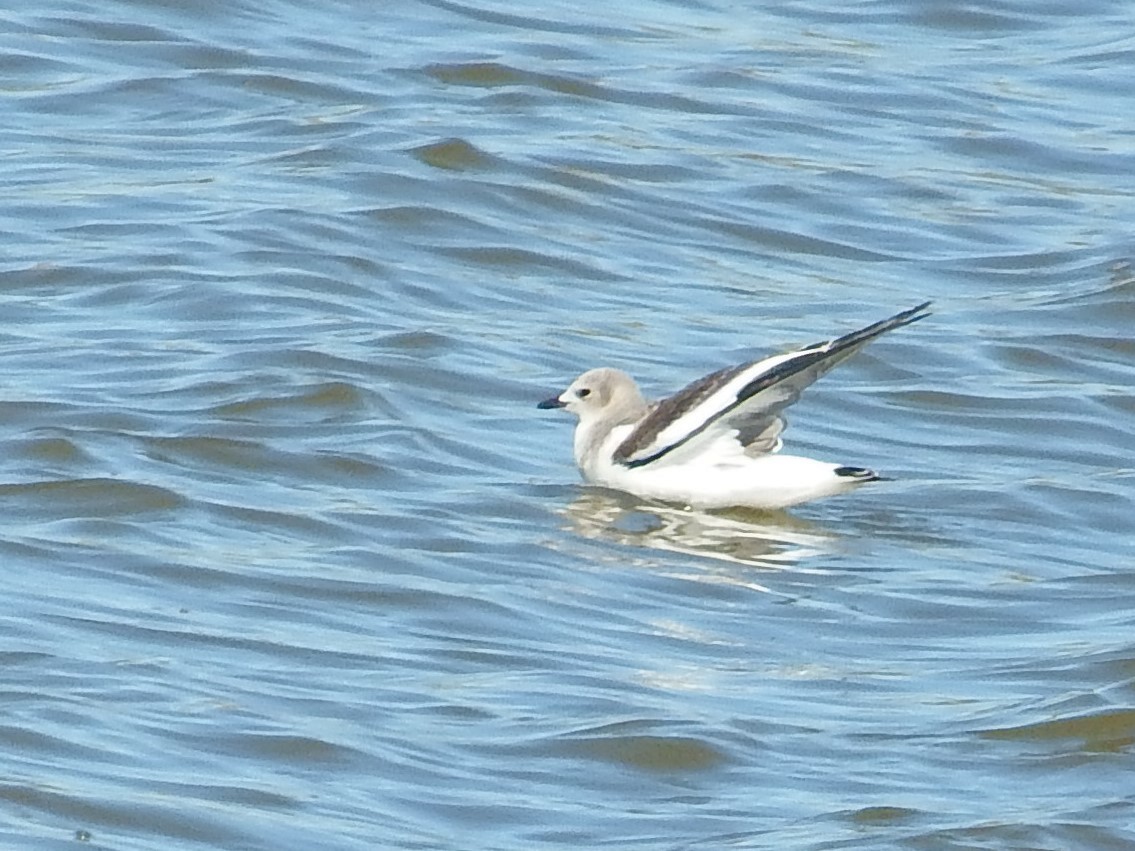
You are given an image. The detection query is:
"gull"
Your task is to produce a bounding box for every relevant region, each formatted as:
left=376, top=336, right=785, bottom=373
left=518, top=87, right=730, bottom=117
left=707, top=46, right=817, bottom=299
left=538, top=302, right=930, bottom=510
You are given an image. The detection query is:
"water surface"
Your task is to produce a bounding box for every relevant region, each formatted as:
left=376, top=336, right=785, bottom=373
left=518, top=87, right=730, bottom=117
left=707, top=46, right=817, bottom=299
left=2, top=1, right=1134, bottom=849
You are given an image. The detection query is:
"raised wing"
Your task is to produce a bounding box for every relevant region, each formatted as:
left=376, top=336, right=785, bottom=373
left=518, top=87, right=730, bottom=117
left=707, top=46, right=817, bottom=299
left=613, top=302, right=930, bottom=468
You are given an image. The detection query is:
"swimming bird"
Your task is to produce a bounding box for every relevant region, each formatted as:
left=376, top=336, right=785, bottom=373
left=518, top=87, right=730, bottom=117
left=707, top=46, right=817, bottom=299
left=538, top=302, right=930, bottom=509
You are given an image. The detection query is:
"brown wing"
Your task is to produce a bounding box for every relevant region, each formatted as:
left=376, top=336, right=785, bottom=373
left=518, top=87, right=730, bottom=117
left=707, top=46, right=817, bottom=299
left=614, top=302, right=931, bottom=468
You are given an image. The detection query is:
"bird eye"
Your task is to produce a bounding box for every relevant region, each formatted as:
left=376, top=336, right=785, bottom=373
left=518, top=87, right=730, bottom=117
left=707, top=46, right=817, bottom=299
left=577, top=388, right=591, bottom=399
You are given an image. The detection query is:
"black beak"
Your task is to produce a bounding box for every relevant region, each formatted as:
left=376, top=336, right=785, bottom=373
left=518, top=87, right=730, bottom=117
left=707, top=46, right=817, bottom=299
left=537, top=395, right=566, bottom=409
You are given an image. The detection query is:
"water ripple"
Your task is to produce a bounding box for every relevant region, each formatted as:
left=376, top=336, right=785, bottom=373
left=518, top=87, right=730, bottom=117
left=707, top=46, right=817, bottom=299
left=2, top=0, right=1135, bottom=848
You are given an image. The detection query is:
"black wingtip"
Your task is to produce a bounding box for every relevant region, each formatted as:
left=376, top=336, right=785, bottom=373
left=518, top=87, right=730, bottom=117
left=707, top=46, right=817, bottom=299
left=875, top=301, right=932, bottom=334
left=903, top=300, right=932, bottom=324
left=809, top=301, right=932, bottom=357
left=834, top=465, right=882, bottom=482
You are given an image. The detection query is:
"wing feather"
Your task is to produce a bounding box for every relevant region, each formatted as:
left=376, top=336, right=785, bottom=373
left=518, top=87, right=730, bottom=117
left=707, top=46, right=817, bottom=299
left=614, top=302, right=930, bottom=468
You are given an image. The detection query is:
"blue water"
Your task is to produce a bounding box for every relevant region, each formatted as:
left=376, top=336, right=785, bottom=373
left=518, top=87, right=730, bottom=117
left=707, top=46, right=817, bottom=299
left=2, top=1, right=1134, bottom=849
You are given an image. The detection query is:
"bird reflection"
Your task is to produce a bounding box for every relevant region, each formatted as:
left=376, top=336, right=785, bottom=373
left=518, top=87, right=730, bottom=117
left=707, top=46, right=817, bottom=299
left=558, top=488, right=840, bottom=586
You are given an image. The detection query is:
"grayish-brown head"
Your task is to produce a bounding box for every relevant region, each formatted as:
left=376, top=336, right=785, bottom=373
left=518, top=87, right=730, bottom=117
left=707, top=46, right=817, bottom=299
left=537, top=367, right=649, bottom=427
